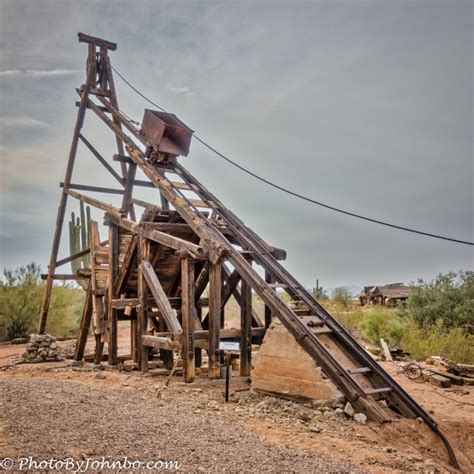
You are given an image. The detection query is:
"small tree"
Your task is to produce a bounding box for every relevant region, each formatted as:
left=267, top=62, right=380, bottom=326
left=406, top=271, right=473, bottom=330
left=0, top=263, right=85, bottom=340
left=0, top=263, right=42, bottom=339
left=332, top=287, right=352, bottom=310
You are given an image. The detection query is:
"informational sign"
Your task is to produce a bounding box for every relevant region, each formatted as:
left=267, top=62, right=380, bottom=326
left=219, top=341, right=240, bottom=351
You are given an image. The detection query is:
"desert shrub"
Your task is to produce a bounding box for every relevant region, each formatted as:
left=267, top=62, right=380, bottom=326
left=332, top=307, right=365, bottom=333
left=0, top=263, right=43, bottom=339
left=361, top=307, right=406, bottom=346
left=406, top=271, right=473, bottom=330
left=0, top=263, right=85, bottom=339
left=332, top=287, right=353, bottom=310
left=400, top=319, right=474, bottom=364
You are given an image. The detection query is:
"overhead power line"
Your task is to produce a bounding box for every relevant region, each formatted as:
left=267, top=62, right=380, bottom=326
left=111, top=66, right=473, bottom=246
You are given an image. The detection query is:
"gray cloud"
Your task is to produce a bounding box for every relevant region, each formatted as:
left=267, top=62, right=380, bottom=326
left=0, top=0, right=472, bottom=288
left=0, top=68, right=80, bottom=77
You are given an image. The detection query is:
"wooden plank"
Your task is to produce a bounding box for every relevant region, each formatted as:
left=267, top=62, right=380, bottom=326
left=56, top=247, right=90, bottom=268
left=380, top=338, right=393, bottom=361
left=137, top=238, right=150, bottom=371
left=66, top=190, right=207, bottom=258
left=121, top=160, right=137, bottom=218
left=264, top=271, right=273, bottom=329
left=142, top=335, right=181, bottom=351
left=114, top=235, right=137, bottom=295
left=73, top=284, right=93, bottom=361
left=140, top=260, right=182, bottom=334
left=40, top=274, right=89, bottom=281
left=181, top=255, right=196, bottom=383
left=60, top=182, right=124, bottom=195
left=208, top=262, right=221, bottom=378
left=78, top=32, right=117, bottom=50
left=78, top=133, right=123, bottom=186
left=194, top=327, right=266, bottom=340
left=240, top=262, right=252, bottom=376
left=107, top=224, right=119, bottom=366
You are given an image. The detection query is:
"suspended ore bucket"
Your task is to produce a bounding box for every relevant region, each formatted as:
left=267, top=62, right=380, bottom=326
left=140, top=109, right=194, bottom=162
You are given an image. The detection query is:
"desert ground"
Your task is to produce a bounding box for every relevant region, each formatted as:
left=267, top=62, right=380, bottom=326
left=0, top=327, right=473, bottom=473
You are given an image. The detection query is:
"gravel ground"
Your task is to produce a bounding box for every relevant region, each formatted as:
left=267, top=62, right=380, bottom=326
left=0, top=376, right=363, bottom=473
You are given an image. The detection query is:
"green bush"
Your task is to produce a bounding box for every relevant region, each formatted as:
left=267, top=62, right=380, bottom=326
left=400, top=319, right=474, bottom=364
left=360, top=307, right=406, bottom=346
left=406, top=271, right=473, bottom=330
left=332, top=287, right=353, bottom=310
left=0, top=263, right=85, bottom=339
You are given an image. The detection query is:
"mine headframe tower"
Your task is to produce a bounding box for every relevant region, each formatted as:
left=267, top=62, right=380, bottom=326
left=38, top=33, right=457, bottom=467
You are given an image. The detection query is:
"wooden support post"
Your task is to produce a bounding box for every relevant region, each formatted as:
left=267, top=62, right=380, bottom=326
left=131, top=318, right=138, bottom=363
left=159, top=316, right=174, bottom=370
left=181, top=255, right=196, bottom=382
left=240, top=262, right=252, bottom=376
left=208, top=262, right=222, bottom=378
left=74, top=284, right=93, bottom=361
left=37, top=44, right=96, bottom=333
left=264, top=271, right=274, bottom=329
left=94, top=335, right=104, bottom=365
left=195, top=305, right=202, bottom=368
left=137, top=238, right=150, bottom=371
left=107, top=224, right=119, bottom=366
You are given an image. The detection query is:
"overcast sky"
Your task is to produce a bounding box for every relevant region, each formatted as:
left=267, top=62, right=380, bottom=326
left=0, top=0, right=472, bottom=290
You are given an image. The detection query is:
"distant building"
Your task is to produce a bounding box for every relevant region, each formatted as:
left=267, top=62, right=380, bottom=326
left=359, top=283, right=410, bottom=307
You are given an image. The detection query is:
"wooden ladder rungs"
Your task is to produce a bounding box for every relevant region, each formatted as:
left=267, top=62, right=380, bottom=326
left=310, top=327, right=333, bottom=335
left=365, top=387, right=392, bottom=395
left=348, top=367, right=372, bottom=374
left=169, top=181, right=192, bottom=190
left=303, top=316, right=325, bottom=327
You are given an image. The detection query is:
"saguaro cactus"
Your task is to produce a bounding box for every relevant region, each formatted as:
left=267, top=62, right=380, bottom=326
left=68, top=201, right=91, bottom=290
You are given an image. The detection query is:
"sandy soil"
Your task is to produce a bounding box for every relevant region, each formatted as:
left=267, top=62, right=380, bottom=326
left=0, top=333, right=472, bottom=473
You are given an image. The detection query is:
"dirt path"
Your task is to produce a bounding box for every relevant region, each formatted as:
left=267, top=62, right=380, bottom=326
left=0, top=371, right=360, bottom=473
left=0, top=338, right=472, bottom=473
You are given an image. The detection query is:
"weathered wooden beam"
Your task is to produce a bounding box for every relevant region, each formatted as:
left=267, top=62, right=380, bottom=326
left=137, top=238, right=150, bottom=371
left=78, top=32, right=117, bottom=50
left=75, top=101, right=109, bottom=113
left=140, top=260, right=182, bottom=335
left=66, top=190, right=207, bottom=258
left=181, top=255, right=196, bottom=382
left=56, top=247, right=90, bottom=268
left=240, top=260, right=252, bottom=376
left=264, top=271, right=274, bottom=329
left=78, top=133, right=123, bottom=186
left=142, top=335, right=181, bottom=351
left=113, top=235, right=137, bottom=295
left=107, top=224, right=119, bottom=366
left=130, top=198, right=162, bottom=211
left=40, top=274, right=89, bottom=280
left=111, top=296, right=192, bottom=309
left=121, top=160, right=137, bottom=218
left=60, top=182, right=124, bottom=195
left=208, top=262, right=221, bottom=378
left=73, top=284, right=93, bottom=361
left=113, top=153, right=132, bottom=163
left=194, top=327, right=265, bottom=340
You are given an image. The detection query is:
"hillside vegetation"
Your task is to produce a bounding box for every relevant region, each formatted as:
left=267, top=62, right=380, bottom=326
left=0, top=263, right=84, bottom=340
left=1, top=263, right=472, bottom=364
left=325, top=271, right=473, bottom=364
